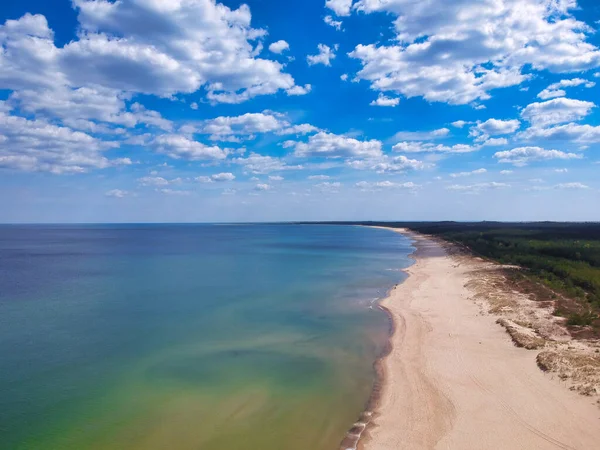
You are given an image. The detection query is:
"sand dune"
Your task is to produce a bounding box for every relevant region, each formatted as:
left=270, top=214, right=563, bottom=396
left=361, top=229, right=600, bottom=450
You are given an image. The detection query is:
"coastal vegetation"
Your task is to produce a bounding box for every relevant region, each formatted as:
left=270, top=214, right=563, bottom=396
left=396, top=222, right=600, bottom=332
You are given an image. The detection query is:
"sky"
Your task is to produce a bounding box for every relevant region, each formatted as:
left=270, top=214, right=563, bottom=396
left=0, top=0, right=599, bottom=223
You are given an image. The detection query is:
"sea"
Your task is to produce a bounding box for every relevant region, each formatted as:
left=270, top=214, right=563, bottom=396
left=0, top=224, right=414, bottom=450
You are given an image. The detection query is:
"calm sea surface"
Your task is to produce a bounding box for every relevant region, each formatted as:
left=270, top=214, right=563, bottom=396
left=0, top=224, right=413, bottom=450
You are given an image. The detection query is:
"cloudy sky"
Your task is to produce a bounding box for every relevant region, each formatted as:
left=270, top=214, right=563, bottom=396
left=1, top=0, right=599, bottom=223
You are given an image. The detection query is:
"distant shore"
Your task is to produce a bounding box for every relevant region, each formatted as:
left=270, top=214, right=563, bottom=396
left=359, top=228, right=600, bottom=450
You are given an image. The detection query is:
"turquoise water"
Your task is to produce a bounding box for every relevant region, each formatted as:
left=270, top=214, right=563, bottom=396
left=0, top=224, right=413, bottom=450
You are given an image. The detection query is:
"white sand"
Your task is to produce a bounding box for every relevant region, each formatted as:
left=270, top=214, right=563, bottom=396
left=362, top=229, right=600, bottom=450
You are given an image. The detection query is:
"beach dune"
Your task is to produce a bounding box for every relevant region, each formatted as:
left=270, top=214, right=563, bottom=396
left=362, top=229, right=600, bottom=450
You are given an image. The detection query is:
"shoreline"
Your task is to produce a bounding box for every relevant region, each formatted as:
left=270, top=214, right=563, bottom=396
left=355, top=227, right=600, bottom=450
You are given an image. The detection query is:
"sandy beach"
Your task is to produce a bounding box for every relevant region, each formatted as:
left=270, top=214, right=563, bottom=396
left=361, top=228, right=600, bottom=450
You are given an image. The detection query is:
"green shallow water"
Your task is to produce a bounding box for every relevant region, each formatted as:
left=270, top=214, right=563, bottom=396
left=0, top=224, right=413, bottom=450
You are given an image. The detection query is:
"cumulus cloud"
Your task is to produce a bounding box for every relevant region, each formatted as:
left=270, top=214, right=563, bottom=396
left=286, top=84, right=312, bottom=96
left=7, top=86, right=171, bottom=132
left=308, top=175, right=330, bottom=180
left=254, top=183, right=272, bottom=191
left=197, top=172, right=236, bottom=183
left=269, top=40, right=289, bottom=54
left=451, top=120, right=471, bottom=128
left=349, top=0, right=600, bottom=105
left=324, top=16, right=343, bottom=31
left=392, top=141, right=476, bottom=154
left=292, top=132, right=382, bottom=158
left=518, top=123, right=600, bottom=144
left=153, top=135, right=228, bottom=161
left=325, top=0, right=353, bottom=16
left=234, top=153, right=303, bottom=174
left=520, top=98, right=595, bottom=127
left=370, top=94, right=400, bottom=107
left=494, top=147, right=583, bottom=166
left=138, top=176, right=172, bottom=186
left=307, top=44, right=337, bottom=66
left=537, top=78, right=595, bottom=100
left=0, top=111, right=128, bottom=174
left=481, top=137, right=509, bottom=147
left=197, top=112, right=317, bottom=141
left=471, top=119, right=520, bottom=137
left=347, top=155, right=427, bottom=173
left=0, top=2, right=300, bottom=104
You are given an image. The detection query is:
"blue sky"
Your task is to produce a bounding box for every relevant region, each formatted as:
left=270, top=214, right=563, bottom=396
left=1, top=0, right=599, bottom=223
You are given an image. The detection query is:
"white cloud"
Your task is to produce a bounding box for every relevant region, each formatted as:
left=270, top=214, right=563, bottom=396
left=197, top=112, right=317, bottom=141
left=308, top=175, right=330, bottom=180
left=521, top=98, right=595, bottom=127
left=519, top=123, right=600, bottom=144
left=286, top=84, right=312, bottom=96
left=201, top=112, right=283, bottom=140
left=268, top=175, right=284, bottom=181
left=451, top=120, right=470, bottom=128
left=314, top=181, right=342, bottom=192
left=500, top=170, right=514, bottom=175
left=370, top=94, right=400, bottom=107
left=392, top=128, right=449, bottom=141
left=234, top=153, right=303, bottom=174
left=197, top=172, right=235, bottom=183
left=254, top=183, right=272, bottom=191
left=447, top=182, right=510, bottom=193
left=348, top=155, right=427, bottom=173
left=537, top=78, right=595, bottom=100
left=292, top=132, right=382, bottom=158
left=392, top=141, right=476, bottom=154
left=554, top=182, right=589, bottom=189
left=0, top=3, right=300, bottom=104
left=349, top=0, right=600, bottom=105
left=494, top=146, right=583, bottom=166
left=269, top=40, right=289, bottom=54
left=153, top=135, right=227, bottom=161
left=7, top=86, right=171, bottom=131
left=278, top=123, right=320, bottom=135
left=471, top=119, right=520, bottom=137
left=356, top=180, right=418, bottom=191
left=325, top=0, right=353, bottom=16
left=105, top=189, right=128, bottom=198
left=340, top=74, right=348, bottom=81
left=481, top=137, right=509, bottom=147
left=450, top=168, right=487, bottom=178
left=307, top=44, right=337, bottom=66
left=324, top=16, right=343, bottom=31
left=212, top=172, right=236, bottom=182
left=0, top=111, right=128, bottom=174
left=138, top=176, right=171, bottom=186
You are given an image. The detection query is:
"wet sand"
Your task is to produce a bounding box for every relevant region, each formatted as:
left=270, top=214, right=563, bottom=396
left=361, top=228, right=600, bottom=450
